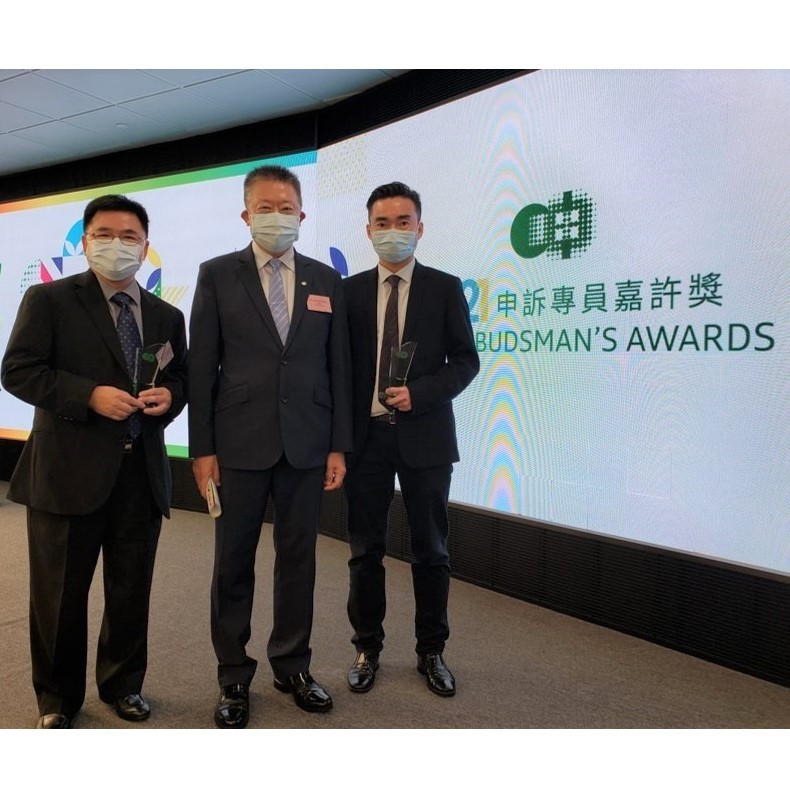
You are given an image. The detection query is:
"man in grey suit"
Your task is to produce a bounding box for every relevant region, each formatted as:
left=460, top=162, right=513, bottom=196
left=343, top=182, right=479, bottom=698
left=188, top=165, right=352, bottom=727
left=1, top=194, right=188, bottom=728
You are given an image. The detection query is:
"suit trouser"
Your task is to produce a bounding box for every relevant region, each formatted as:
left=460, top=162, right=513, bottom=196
left=345, top=421, right=452, bottom=657
left=26, top=440, right=161, bottom=717
left=211, top=458, right=324, bottom=686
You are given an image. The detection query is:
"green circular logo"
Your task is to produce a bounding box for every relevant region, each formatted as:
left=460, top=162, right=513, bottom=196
left=511, top=190, right=596, bottom=260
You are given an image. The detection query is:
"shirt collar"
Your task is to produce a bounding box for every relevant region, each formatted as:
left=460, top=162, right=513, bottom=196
left=253, top=242, right=295, bottom=272
left=378, top=259, right=415, bottom=286
left=98, top=276, right=141, bottom=305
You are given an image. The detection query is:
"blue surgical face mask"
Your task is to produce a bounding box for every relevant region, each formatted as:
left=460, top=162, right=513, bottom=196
left=371, top=230, right=418, bottom=264
left=250, top=212, right=300, bottom=254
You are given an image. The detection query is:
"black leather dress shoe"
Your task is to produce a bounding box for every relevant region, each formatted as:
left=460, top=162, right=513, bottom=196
left=113, top=693, right=151, bottom=721
left=347, top=651, right=379, bottom=693
left=417, top=653, right=456, bottom=697
left=35, top=713, right=71, bottom=729
left=274, top=672, right=333, bottom=712
left=214, top=683, right=250, bottom=729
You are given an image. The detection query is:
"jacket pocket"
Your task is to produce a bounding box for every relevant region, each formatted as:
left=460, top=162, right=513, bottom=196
left=313, top=384, right=333, bottom=410
left=215, top=383, right=249, bottom=412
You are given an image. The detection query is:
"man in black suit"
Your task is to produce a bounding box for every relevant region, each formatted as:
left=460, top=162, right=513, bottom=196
left=343, top=182, right=479, bottom=697
left=188, top=165, right=352, bottom=727
left=1, top=194, right=188, bottom=728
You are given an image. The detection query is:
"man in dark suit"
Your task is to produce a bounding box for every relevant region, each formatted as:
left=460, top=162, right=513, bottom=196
left=1, top=194, right=188, bottom=728
left=188, top=165, right=352, bottom=727
left=343, top=182, right=479, bottom=697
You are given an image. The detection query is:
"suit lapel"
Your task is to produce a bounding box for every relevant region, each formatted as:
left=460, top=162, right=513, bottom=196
left=236, top=244, right=283, bottom=346
left=288, top=251, right=312, bottom=348
left=363, top=268, right=379, bottom=370
left=74, top=270, right=128, bottom=376
left=402, top=260, right=424, bottom=343
left=139, top=287, right=163, bottom=347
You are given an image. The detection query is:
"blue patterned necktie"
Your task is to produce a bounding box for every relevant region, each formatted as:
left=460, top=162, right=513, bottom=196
left=110, top=291, right=142, bottom=438
left=268, top=258, right=290, bottom=344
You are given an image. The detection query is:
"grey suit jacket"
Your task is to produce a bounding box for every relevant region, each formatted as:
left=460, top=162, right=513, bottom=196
left=0, top=270, right=188, bottom=516
left=188, top=244, right=352, bottom=470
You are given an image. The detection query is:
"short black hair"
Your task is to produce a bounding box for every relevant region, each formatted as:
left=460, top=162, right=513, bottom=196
left=366, top=182, right=422, bottom=219
left=83, top=194, right=149, bottom=236
left=244, top=164, right=303, bottom=206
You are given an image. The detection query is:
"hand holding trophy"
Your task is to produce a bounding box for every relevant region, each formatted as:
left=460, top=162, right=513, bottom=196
left=134, top=343, right=165, bottom=398
left=378, top=341, right=417, bottom=421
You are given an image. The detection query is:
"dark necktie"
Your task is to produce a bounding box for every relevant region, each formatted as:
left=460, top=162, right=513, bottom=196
left=378, top=274, right=401, bottom=409
left=110, top=291, right=142, bottom=438
left=268, top=258, right=290, bottom=344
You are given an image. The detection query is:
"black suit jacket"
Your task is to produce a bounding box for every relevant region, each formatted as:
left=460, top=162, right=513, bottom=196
left=344, top=260, right=479, bottom=469
left=188, top=244, right=352, bottom=469
left=0, top=270, right=188, bottom=517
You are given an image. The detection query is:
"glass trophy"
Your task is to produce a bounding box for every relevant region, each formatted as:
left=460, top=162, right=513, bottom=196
left=378, top=341, right=418, bottom=407
left=133, top=343, right=165, bottom=396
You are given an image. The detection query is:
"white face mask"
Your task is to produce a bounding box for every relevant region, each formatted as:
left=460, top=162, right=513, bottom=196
left=250, top=212, right=300, bottom=254
left=371, top=230, right=418, bottom=264
left=86, top=238, right=144, bottom=281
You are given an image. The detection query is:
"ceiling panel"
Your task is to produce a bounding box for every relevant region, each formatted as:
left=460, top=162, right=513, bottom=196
left=183, top=70, right=316, bottom=114
left=143, top=69, right=250, bottom=87
left=37, top=69, right=175, bottom=103
left=0, top=72, right=107, bottom=117
left=267, top=69, right=400, bottom=100
left=121, top=89, right=244, bottom=135
left=8, top=119, right=103, bottom=151
left=0, top=69, right=408, bottom=180
left=0, top=133, right=59, bottom=169
left=64, top=104, right=175, bottom=137
left=0, top=101, right=49, bottom=133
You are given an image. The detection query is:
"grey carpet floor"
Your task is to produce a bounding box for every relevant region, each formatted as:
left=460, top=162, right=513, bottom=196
left=1, top=481, right=788, bottom=731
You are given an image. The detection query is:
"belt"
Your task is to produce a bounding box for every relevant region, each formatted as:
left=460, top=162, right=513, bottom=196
left=370, top=412, right=398, bottom=425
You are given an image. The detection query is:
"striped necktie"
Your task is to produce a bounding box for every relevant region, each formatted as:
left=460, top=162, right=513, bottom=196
left=268, top=258, right=290, bottom=344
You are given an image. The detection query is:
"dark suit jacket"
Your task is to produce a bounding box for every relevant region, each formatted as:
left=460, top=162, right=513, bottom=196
left=0, top=270, right=188, bottom=517
left=344, top=260, right=479, bottom=469
left=188, top=244, right=352, bottom=469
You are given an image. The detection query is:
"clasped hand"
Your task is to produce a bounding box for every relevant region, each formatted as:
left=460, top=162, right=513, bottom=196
left=89, top=385, right=172, bottom=420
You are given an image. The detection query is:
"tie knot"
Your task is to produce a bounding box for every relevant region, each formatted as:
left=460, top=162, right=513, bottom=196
left=269, top=258, right=282, bottom=273
left=386, top=274, right=400, bottom=288
left=110, top=292, right=134, bottom=307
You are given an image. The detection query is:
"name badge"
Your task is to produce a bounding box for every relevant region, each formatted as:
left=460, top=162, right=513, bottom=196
left=307, top=295, right=332, bottom=313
